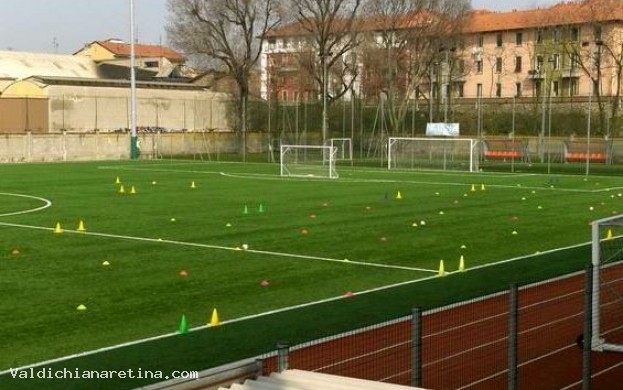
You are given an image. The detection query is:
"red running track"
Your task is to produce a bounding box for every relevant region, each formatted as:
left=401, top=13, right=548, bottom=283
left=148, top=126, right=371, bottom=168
left=263, top=266, right=623, bottom=389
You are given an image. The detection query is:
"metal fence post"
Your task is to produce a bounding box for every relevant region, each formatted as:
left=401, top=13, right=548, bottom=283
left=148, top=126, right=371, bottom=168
left=277, top=342, right=290, bottom=372
left=412, top=307, right=423, bottom=387
left=583, top=264, right=593, bottom=390
left=508, top=284, right=518, bottom=390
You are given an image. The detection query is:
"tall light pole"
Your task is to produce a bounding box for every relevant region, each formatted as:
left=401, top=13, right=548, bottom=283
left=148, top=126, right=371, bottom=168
left=129, top=0, right=139, bottom=159
left=586, top=80, right=592, bottom=176
left=320, top=49, right=329, bottom=144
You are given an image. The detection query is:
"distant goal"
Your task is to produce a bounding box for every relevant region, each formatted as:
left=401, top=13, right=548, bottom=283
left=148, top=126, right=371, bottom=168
left=327, top=138, right=353, bottom=161
left=280, top=145, right=338, bottom=179
left=388, top=137, right=481, bottom=172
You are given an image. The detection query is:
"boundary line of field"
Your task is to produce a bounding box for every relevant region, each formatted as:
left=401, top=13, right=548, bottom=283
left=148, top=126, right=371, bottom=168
left=0, top=221, right=435, bottom=274
left=98, top=164, right=618, bottom=193
left=0, top=239, right=591, bottom=377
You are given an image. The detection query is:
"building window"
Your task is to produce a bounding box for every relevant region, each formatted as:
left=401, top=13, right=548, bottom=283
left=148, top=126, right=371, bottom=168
left=496, top=32, right=503, bottom=47
left=516, top=82, right=522, bottom=97
left=552, top=54, right=560, bottom=70
left=570, top=79, right=578, bottom=96
left=455, top=83, right=464, bottom=98
left=515, top=56, right=522, bottom=73
left=496, top=57, right=503, bottom=73
left=570, top=27, right=580, bottom=42
left=536, top=55, right=544, bottom=72
left=594, top=24, right=602, bottom=41
left=144, top=61, right=159, bottom=68
left=478, top=34, right=484, bottom=47
left=536, top=29, right=544, bottom=44
left=571, top=53, right=580, bottom=69
left=553, top=29, right=561, bottom=43
left=476, top=60, right=483, bottom=74
left=496, top=83, right=502, bottom=97
left=477, top=83, right=483, bottom=97
left=516, top=32, right=523, bottom=46
left=552, top=80, right=559, bottom=97
left=281, top=90, right=288, bottom=101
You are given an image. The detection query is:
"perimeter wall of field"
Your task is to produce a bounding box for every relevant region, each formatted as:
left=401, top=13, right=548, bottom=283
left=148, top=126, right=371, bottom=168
left=3, top=131, right=623, bottom=164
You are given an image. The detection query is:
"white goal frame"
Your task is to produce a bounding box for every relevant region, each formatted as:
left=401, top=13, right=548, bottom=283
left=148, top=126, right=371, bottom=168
left=280, top=145, right=338, bottom=179
left=327, top=138, right=353, bottom=161
left=387, top=137, right=481, bottom=172
left=591, top=214, right=623, bottom=353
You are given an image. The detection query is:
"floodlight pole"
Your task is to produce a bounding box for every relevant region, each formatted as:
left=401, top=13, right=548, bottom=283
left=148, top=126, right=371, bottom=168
left=129, top=0, right=139, bottom=160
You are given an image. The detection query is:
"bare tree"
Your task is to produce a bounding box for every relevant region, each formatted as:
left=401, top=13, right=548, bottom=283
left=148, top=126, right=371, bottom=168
left=559, top=0, right=623, bottom=136
left=361, top=0, right=471, bottom=134
left=166, top=0, right=281, bottom=159
left=291, top=0, right=363, bottom=141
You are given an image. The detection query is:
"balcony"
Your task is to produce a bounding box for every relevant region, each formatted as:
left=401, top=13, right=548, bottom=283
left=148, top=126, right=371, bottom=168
left=561, top=67, right=581, bottom=79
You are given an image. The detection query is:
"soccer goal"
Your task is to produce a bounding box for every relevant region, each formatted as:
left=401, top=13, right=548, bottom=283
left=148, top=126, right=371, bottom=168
left=280, top=145, right=338, bottom=179
left=590, top=214, right=623, bottom=352
left=387, top=137, right=481, bottom=172
left=327, top=138, right=353, bottom=161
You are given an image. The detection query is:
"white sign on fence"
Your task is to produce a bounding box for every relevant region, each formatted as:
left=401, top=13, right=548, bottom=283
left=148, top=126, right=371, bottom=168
left=426, top=123, right=460, bottom=137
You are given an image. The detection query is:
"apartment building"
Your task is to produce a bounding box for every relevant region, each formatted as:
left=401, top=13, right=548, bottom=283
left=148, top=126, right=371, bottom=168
left=261, top=0, right=623, bottom=103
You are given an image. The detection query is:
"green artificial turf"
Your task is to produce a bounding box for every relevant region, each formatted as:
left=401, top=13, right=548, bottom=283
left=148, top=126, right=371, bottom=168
left=0, top=159, right=621, bottom=389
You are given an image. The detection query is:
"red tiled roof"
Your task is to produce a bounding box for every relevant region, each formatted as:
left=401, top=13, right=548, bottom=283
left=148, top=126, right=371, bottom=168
left=96, top=40, right=185, bottom=63
left=265, top=0, right=623, bottom=38
left=464, top=0, right=623, bottom=33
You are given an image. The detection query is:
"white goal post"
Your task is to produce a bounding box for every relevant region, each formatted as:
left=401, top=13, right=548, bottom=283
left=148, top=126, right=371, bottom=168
left=327, top=138, right=353, bottom=161
left=590, top=215, right=623, bottom=353
left=387, top=137, right=481, bottom=172
left=280, top=145, right=338, bottom=179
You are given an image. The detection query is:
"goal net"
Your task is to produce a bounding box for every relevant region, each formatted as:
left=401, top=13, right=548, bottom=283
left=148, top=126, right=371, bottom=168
left=327, top=138, right=353, bottom=161
left=591, top=215, right=623, bottom=352
left=387, top=137, right=481, bottom=172
left=280, top=145, right=338, bottom=179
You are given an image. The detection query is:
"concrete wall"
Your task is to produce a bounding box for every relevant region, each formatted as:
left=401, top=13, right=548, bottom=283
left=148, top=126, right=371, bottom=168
left=0, top=131, right=269, bottom=163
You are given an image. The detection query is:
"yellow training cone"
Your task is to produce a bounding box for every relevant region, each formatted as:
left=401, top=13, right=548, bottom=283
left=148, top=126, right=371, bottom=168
left=209, top=308, right=220, bottom=326
left=438, top=260, right=446, bottom=277
left=191, top=181, right=196, bottom=189
left=396, top=191, right=402, bottom=200
left=115, top=176, right=121, bottom=184
left=54, top=222, right=63, bottom=234
left=481, top=184, right=486, bottom=191
left=119, top=185, right=125, bottom=194
left=77, top=220, right=86, bottom=232
left=459, top=255, right=465, bottom=272
left=471, top=184, right=476, bottom=192
left=607, top=229, right=614, bottom=240
left=130, top=186, right=137, bottom=194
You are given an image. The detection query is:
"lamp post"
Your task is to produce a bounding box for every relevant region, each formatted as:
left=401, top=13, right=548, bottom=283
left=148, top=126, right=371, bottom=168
left=546, top=56, right=555, bottom=176
left=587, top=40, right=603, bottom=176
left=320, top=49, right=330, bottom=144
left=129, top=0, right=139, bottom=160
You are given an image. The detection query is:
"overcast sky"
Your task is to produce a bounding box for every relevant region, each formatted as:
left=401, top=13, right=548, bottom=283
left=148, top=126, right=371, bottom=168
left=0, top=0, right=561, bottom=55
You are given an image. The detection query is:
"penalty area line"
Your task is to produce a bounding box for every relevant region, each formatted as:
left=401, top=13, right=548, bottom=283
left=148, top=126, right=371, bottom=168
left=0, top=221, right=436, bottom=274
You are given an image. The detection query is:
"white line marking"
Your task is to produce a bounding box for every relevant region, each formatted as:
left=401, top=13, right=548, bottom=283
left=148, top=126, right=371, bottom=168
left=0, top=193, right=52, bottom=217
left=0, top=221, right=436, bottom=274
left=0, top=227, right=595, bottom=376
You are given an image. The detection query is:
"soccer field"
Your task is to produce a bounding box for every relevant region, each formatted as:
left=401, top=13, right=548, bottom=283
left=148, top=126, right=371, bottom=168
left=1, top=160, right=622, bottom=385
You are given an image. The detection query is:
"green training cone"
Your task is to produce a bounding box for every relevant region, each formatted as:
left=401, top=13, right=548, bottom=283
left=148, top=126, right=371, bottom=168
left=178, top=314, right=189, bottom=334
